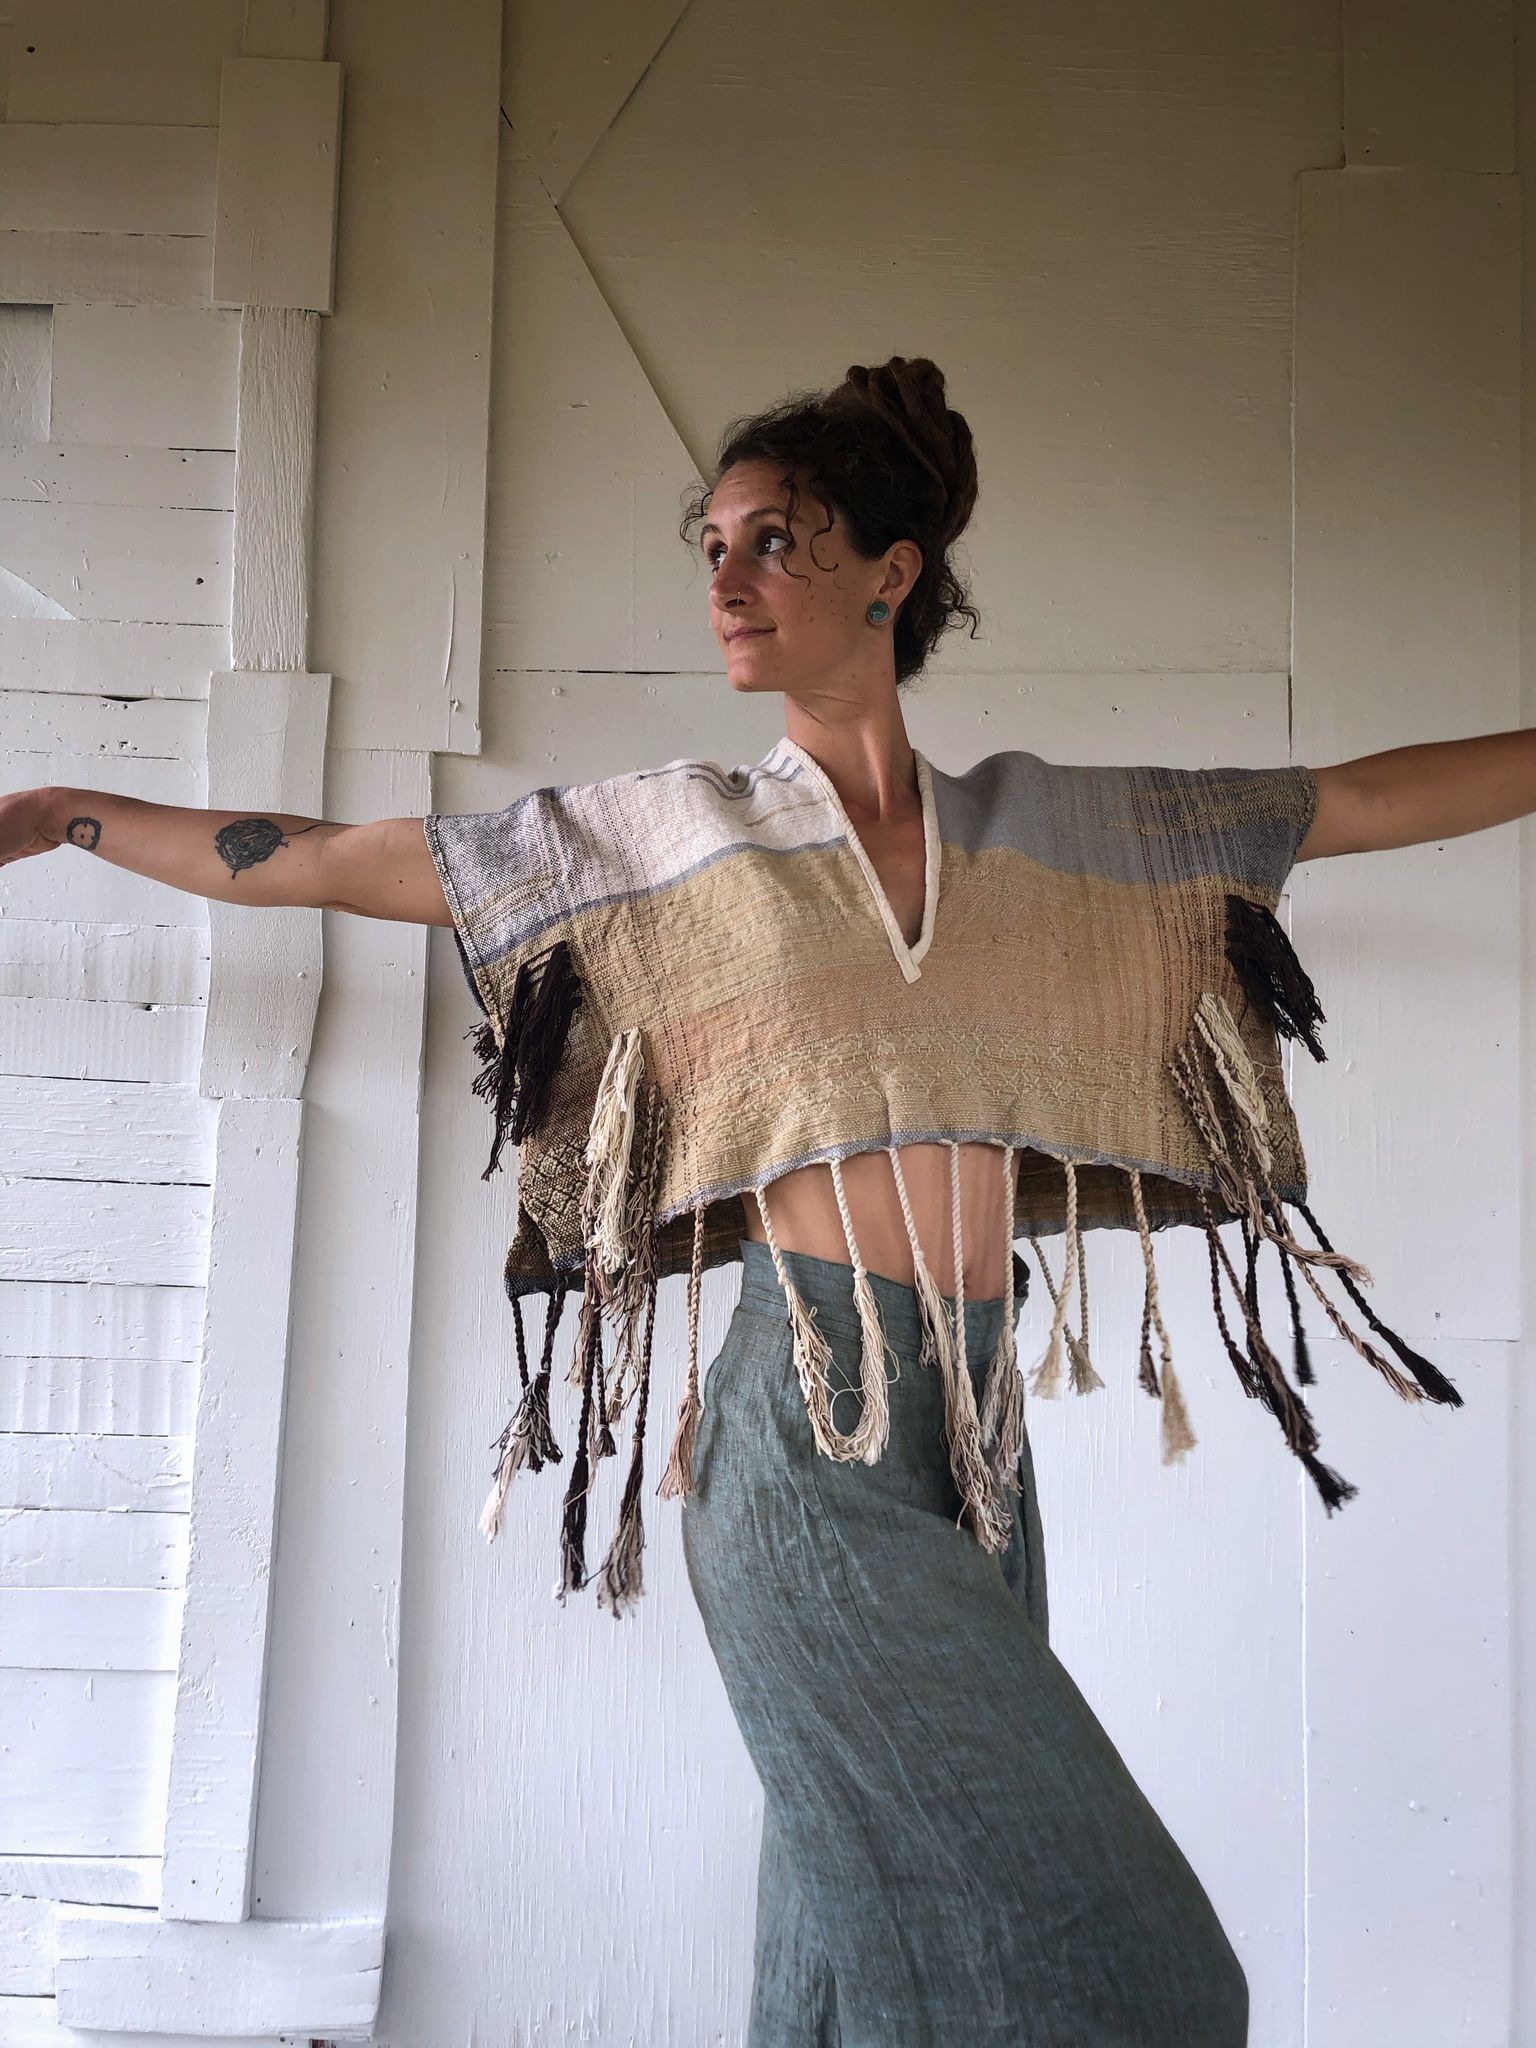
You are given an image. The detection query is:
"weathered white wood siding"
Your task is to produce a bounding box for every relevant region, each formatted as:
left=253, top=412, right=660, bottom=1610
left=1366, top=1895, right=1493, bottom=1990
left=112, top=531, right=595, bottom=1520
left=0, top=0, right=1529, bottom=2043
left=380, top=3, right=1529, bottom=2046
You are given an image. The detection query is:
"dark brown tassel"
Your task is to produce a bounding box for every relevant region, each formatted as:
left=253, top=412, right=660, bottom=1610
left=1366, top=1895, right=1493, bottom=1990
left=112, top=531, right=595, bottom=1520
left=1268, top=1217, right=1315, bottom=1387
left=1291, top=1198, right=1463, bottom=1408
left=470, top=938, right=584, bottom=1180
left=1224, top=894, right=1327, bottom=1061
left=593, top=1348, right=618, bottom=1461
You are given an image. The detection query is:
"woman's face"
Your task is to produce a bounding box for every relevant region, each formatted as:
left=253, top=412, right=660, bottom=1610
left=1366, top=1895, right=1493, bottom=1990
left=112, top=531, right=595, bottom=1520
left=699, top=457, right=920, bottom=697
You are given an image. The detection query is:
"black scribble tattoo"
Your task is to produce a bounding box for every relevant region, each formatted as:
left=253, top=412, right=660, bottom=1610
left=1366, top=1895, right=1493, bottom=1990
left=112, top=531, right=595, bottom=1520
left=214, top=817, right=324, bottom=879
left=67, top=816, right=102, bottom=850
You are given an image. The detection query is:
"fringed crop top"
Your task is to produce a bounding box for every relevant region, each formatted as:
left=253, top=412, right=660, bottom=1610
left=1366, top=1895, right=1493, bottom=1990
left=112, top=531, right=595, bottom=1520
left=423, top=734, right=1463, bottom=1615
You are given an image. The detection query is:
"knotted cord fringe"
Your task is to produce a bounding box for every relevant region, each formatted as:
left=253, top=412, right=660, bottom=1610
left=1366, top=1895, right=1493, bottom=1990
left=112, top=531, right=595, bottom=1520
left=886, top=1144, right=948, bottom=1372
left=978, top=1144, right=1027, bottom=1501
left=1126, top=1167, right=1198, bottom=1464
left=557, top=1248, right=603, bottom=1601
left=1025, top=1159, right=1102, bottom=1399
left=827, top=1155, right=896, bottom=1463
left=584, top=1027, right=646, bottom=1276
left=595, top=1083, right=668, bottom=1615
left=480, top=1277, right=569, bottom=1540
left=658, top=1201, right=708, bottom=1499
left=943, top=1142, right=1014, bottom=1552
left=751, top=1182, right=870, bottom=1461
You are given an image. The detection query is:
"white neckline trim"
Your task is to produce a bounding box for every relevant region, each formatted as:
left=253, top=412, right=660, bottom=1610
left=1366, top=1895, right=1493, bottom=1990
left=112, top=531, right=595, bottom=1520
left=775, top=737, right=941, bottom=984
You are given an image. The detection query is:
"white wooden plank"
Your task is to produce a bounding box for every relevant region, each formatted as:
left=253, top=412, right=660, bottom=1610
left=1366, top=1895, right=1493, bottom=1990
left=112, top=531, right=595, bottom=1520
left=0, top=1513, right=187, bottom=1592
left=0, top=503, right=230, bottom=629
left=0, top=690, right=204, bottom=762
left=480, top=145, right=717, bottom=680
left=0, top=1179, right=209, bottom=1288
left=0, top=2001, right=287, bottom=2048
left=0, top=1000, right=205, bottom=1088
left=54, top=1910, right=383, bottom=2038
left=0, top=313, right=52, bottom=444
left=231, top=312, right=320, bottom=673
left=1344, top=0, right=1514, bottom=173
left=314, top=0, right=498, bottom=757
left=0, top=1282, right=202, bottom=1367
left=159, top=1096, right=304, bottom=1920
left=6, top=2, right=244, bottom=125
left=244, top=0, right=329, bottom=62
left=0, top=1076, right=216, bottom=1185
left=0, top=924, right=208, bottom=1008
left=48, top=305, right=238, bottom=455
left=0, top=1436, right=190, bottom=1514
left=233, top=752, right=429, bottom=1939
left=213, top=61, right=342, bottom=314
left=0, top=1590, right=180, bottom=1673
left=0, top=621, right=222, bottom=700
left=0, top=1671, right=173, bottom=1856
left=0, top=1859, right=159, bottom=1910
left=0, top=1896, right=55, bottom=1995
left=0, top=444, right=233, bottom=515
left=0, top=232, right=212, bottom=311
left=0, top=1355, right=196, bottom=1439
left=1293, top=165, right=1521, bottom=1351
left=0, top=126, right=217, bottom=237
left=503, top=0, right=692, bottom=206
left=200, top=671, right=330, bottom=1100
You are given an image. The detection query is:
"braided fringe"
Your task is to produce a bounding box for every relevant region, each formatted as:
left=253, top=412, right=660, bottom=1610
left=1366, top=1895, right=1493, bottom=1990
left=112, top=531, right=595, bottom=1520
left=1025, top=1160, right=1102, bottom=1398
left=942, top=1142, right=1014, bottom=1552
left=583, top=1028, right=646, bottom=1276
left=595, top=1127, right=665, bottom=1621
left=979, top=1144, right=1026, bottom=1500
left=1173, top=989, right=1458, bottom=1413
left=1197, top=1187, right=1359, bottom=1515
left=658, top=1201, right=708, bottom=1499
left=825, top=1155, right=896, bottom=1463
left=479, top=1280, right=569, bottom=1541
left=557, top=1251, right=603, bottom=1601
left=751, top=1183, right=870, bottom=1461
left=1126, top=1167, right=1198, bottom=1464
left=885, top=1144, right=950, bottom=1373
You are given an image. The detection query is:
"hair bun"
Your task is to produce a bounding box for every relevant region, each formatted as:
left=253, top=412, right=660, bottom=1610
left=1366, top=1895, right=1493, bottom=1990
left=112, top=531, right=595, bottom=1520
left=838, top=355, right=977, bottom=547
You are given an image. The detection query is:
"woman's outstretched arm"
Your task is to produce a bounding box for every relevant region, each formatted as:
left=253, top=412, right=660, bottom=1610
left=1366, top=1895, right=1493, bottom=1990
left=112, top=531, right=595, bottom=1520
left=0, top=783, right=454, bottom=926
left=1303, top=727, right=1536, bottom=861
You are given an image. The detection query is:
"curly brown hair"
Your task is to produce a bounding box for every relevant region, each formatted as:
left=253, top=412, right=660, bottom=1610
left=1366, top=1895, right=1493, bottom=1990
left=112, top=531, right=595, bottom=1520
left=679, top=354, right=982, bottom=688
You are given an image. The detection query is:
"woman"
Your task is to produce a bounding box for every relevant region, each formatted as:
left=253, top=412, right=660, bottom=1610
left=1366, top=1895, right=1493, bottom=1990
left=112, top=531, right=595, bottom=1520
left=2, top=355, right=1519, bottom=2045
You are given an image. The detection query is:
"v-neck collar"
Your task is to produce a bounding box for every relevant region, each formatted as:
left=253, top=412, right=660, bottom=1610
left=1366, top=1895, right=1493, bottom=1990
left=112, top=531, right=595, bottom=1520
left=768, top=735, right=941, bottom=984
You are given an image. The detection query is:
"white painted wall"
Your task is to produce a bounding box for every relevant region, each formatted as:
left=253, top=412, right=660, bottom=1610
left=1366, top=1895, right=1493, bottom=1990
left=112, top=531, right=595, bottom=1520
left=0, top=1, right=1527, bottom=2044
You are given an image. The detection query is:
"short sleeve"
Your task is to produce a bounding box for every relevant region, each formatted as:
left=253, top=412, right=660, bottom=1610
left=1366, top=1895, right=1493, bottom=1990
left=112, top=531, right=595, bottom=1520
left=422, top=788, right=570, bottom=1019
left=1133, top=760, right=1320, bottom=906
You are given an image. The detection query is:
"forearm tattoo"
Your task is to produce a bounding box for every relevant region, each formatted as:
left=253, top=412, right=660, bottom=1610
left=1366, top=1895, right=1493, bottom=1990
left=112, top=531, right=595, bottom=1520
left=67, top=816, right=101, bottom=849
left=213, top=817, right=324, bottom=878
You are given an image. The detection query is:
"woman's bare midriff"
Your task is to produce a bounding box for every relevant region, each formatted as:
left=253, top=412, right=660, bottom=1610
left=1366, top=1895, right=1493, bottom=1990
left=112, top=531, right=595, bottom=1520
left=741, top=1139, right=1013, bottom=1302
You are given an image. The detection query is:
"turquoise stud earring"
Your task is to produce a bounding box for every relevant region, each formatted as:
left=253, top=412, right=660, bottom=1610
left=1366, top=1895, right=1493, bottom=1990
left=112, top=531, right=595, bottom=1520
left=866, top=599, right=891, bottom=623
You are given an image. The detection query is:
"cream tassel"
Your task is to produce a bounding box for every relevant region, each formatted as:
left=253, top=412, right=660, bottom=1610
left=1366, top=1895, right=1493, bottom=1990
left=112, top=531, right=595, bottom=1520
left=1064, top=1199, right=1104, bottom=1395
left=827, top=1156, right=895, bottom=1463
left=658, top=1202, right=707, bottom=1499
left=751, top=1183, right=867, bottom=1462
left=1126, top=1166, right=1197, bottom=1463
left=1026, top=1158, right=1081, bottom=1398
left=945, top=1142, right=1013, bottom=1553
left=979, top=1144, right=1025, bottom=1496
left=583, top=1027, right=646, bottom=1276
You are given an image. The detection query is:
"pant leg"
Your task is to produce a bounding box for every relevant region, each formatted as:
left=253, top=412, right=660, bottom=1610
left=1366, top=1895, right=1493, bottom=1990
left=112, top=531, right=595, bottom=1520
left=682, top=1247, right=1249, bottom=2048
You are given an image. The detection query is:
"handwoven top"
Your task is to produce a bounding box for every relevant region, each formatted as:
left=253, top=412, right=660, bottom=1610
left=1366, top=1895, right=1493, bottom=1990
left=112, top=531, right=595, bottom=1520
left=425, top=735, right=1320, bottom=1291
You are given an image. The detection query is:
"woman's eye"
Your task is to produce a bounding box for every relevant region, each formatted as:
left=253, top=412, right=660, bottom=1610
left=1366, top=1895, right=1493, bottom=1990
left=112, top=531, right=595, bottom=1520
left=706, top=532, right=789, bottom=568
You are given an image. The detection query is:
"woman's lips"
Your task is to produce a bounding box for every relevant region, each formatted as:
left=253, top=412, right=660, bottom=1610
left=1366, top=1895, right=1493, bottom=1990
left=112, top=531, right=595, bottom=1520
left=727, top=628, right=773, bottom=640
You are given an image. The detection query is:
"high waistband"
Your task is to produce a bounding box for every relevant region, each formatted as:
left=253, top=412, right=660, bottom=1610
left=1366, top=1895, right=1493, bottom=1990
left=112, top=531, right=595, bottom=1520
left=735, top=1234, right=1012, bottom=1360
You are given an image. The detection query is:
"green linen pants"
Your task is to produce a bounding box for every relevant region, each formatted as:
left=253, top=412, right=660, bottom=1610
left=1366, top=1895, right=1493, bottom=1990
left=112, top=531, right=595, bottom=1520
left=680, top=1236, right=1250, bottom=2047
